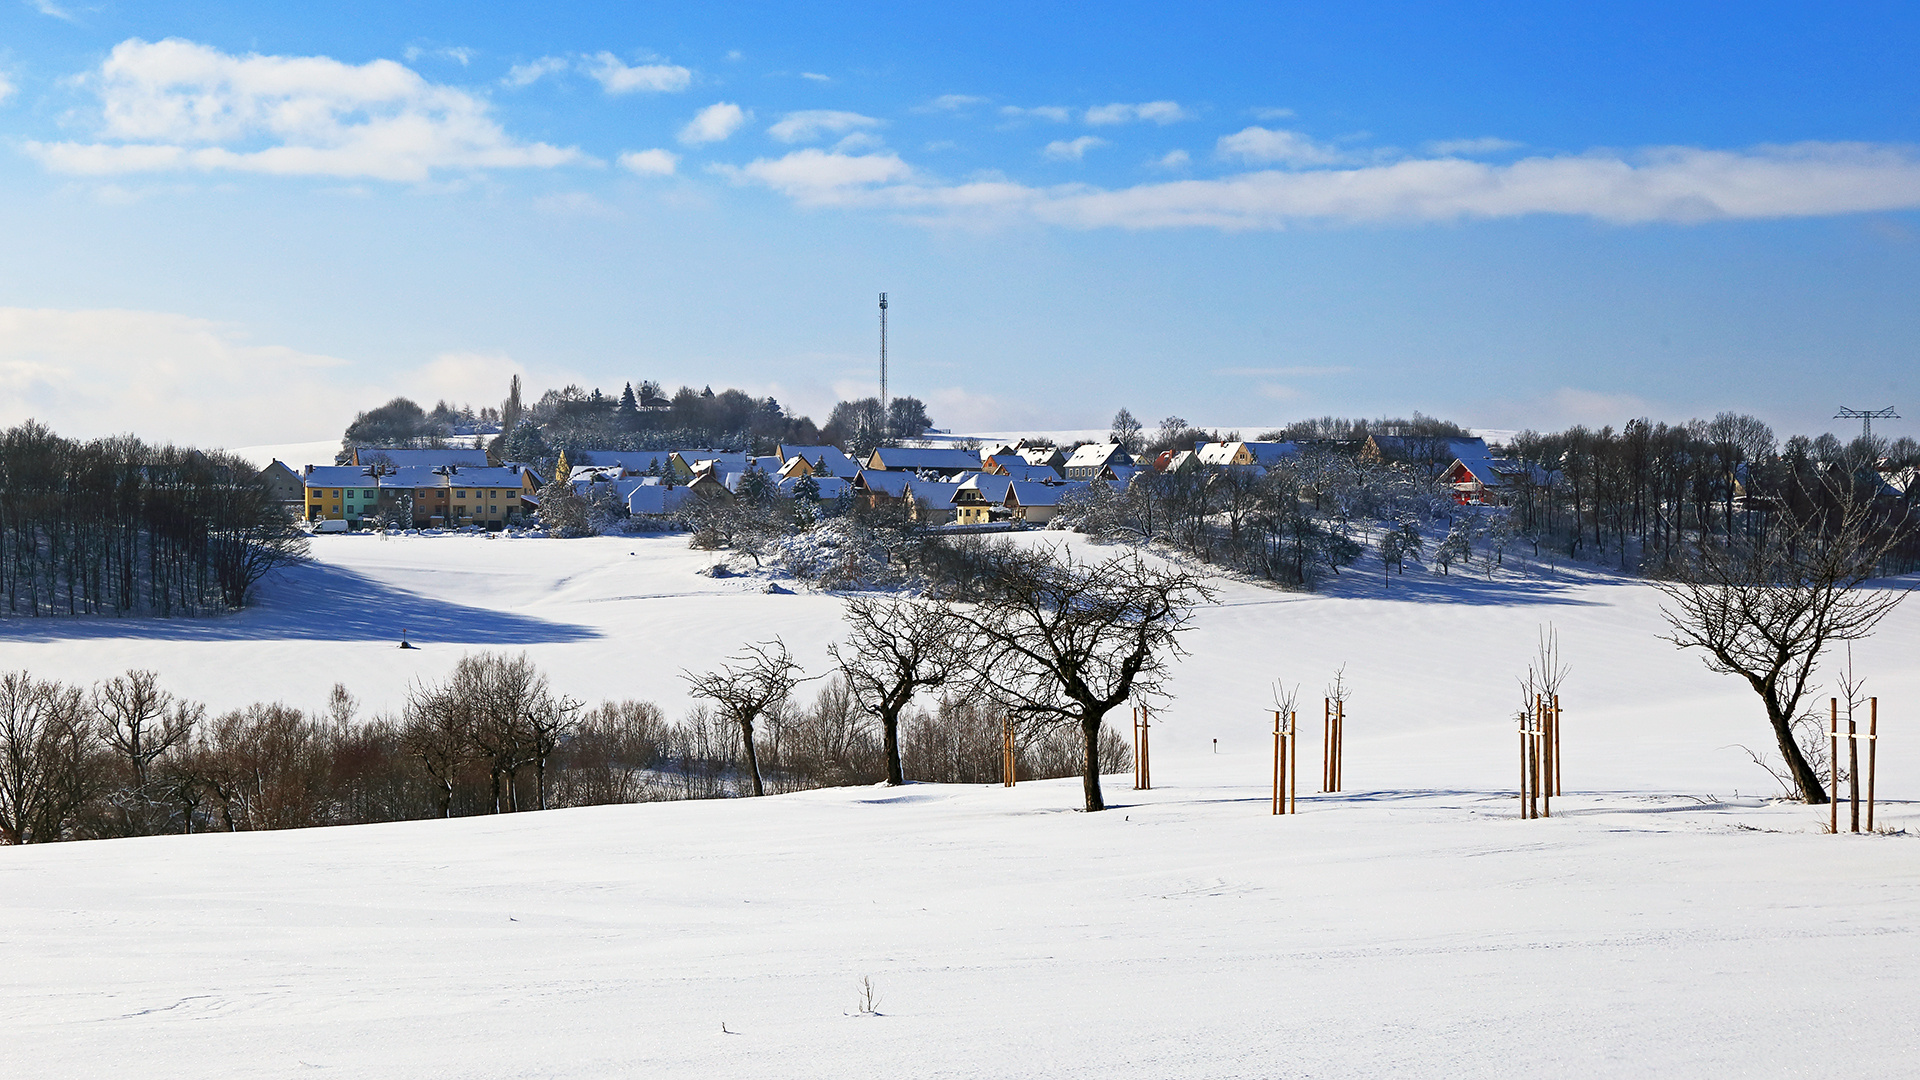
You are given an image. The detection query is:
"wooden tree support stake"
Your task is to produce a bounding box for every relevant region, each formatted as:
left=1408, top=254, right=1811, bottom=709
left=1321, top=698, right=1344, bottom=793
left=1001, top=717, right=1016, bottom=788
left=1518, top=694, right=1552, bottom=819
left=1272, top=710, right=1297, bottom=815
left=1133, top=705, right=1152, bottom=791
left=1830, top=695, right=1881, bottom=834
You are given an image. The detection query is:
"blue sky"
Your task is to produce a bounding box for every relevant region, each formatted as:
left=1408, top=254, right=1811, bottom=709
left=1, top=1, right=1917, bottom=447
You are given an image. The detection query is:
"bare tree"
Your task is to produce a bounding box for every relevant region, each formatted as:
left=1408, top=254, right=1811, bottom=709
left=829, top=596, right=964, bottom=786
left=1654, top=491, right=1909, bottom=803
left=402, top=682, right=475, bottom=818
left=947, top=547, right=1216, bottom=811
left=92, top=669, right=202, bottom=834
left=525, top=692, right=582, bottom=811
left=0, top=672, right=97, bottom=843
left=683, top=640, right=808, bottom=797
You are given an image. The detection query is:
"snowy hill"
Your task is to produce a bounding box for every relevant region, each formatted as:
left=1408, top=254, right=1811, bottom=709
left=3, top=532, right=1918, bottom=1076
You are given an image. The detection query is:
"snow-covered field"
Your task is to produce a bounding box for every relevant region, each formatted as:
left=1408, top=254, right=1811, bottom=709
left=3, top=532, right=1917, bottom=1077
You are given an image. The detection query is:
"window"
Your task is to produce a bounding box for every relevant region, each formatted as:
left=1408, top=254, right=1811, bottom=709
left=332, top=489, right=341, bottom=497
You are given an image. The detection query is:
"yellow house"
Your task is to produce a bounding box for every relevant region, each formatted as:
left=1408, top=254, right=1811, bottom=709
left=303, top=466, right=380, bottom=524
left=441, top=466, right=529, bottom=528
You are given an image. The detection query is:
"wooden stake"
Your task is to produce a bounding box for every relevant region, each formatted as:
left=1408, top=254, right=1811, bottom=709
left=1849, top=697, right=1861, bottom=835
left=1323, top=698, right=1332, bottom=793
left=1829, top=699, right=1839, bottom=835
left=1868, top=697, right=1878, bottom=833
left=1002, top=718, right=1016, bottom=788
left=1551, top=694, right=1563, bottom=797
left=1288, top=711, right=1297, bottom=814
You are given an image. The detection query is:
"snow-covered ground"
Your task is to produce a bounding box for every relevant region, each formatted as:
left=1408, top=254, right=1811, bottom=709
left=3, top=532, right=1917, bottom=1077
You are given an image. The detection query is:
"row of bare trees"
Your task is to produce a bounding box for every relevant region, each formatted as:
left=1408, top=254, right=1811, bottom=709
left=0, top=422, right=307, bottom=615
left=691, top=544, right=1212, bottom=812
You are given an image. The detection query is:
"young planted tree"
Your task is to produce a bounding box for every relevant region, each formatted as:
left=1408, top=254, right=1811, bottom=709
left=947, top=547, right=1215, bottom=811
left=1654, top=489, right=1909, bottom=803
left=683, top=640, right=807, bottom=797
left=829, top=596, right=964, bottom=786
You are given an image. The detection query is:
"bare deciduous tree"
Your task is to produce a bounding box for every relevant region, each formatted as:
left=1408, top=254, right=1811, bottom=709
left=947, top=547, right=1215, bottom=812
left=830, top=596, right=964, bottom=786
left=684, top=640, right=808, bottom=797
left=1654, top=492, right=1909, bottom=803
left=0, top=671, right=97, bottom=843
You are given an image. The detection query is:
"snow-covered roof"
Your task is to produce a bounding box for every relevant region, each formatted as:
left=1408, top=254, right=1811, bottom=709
left=303, top=466, right=378, bottom=488
left=1006, top=480, right=1084, bottom=507
left=956, top=473, right=1015, bottom=503
left=383, top=466, right=449, bottom=490
left=909, top=479, right=962, bottom=511
left=854, top=470, right=913, bottom=498
left=628, top=484, right=698, bottom=516
left=776, top=445, right=860, bottom=478
left=866, top=447, right=982, bottom=473
left=355, top=448, right=488, bottom=469
left=569, top=450, right=675, bottom=474
left=778, top=475, right=851, bottom=501
left=446, top=467, right=527, bottom=490
left=984, top=456, right=1061, bottom=481
left=1065, top=443, right=1129, bottom=469
left=1017, top=446, right=1065, bottom=467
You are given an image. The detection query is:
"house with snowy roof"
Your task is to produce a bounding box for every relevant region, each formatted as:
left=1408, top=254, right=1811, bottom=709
left=863, top=446, right=983, bottom=477
left=1063, top=443, right=1132, bottom=480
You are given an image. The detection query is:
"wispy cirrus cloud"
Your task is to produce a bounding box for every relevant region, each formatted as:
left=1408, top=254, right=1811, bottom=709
left=1216, top=126, right=1350, bottom=166
left=924, top=94, right=989, bottom=112
left=1043, top=136, right=1107, bottom=161
left=1001, top=104, right=1072, bottom=123
left=618, top=148, right=678, bottom=175
left=767, top=109, right=882, bottom=143
left=27, top=38, right=584, bottom=181
left=728, top=140, right=1920, bottom=231
left=715, top=148, right=913, bottom=203
left=679, top=102, right=749, bottom=144
left=503, top=55, right=571, bottom=87
left=1085, top=100, right=1191, bottom=126
left=1424, top=136, right=1523, bottom=157
left=1213, top=365, right=1353, bottom=377
left=584, top=52, right=692, bottom=94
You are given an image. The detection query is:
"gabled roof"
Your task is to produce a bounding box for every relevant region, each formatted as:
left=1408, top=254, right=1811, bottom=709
left=1065, top=443, right=1130, bottom=469
left=570, top=450, right=676, bottom=474
left=854, top=469, right=913, bottom=497
left=956, top=473, right=1015, bottom=502
left=908, top=479, right=962, bottom=511
left=865, top=447, right=982, bottom=472
left=303, top=466, right=378, bottom=487
left=445, top=467, right=528, bottom=489
left=778, top=475, right=852, bottom=500
left=984, top=456, right=1061, bottom=481
left=384, top=466, right=450, bottom=489
left=1007, top=480, right=1084, bottom=507
left=776, top=445, right=860, bottom=478
left=1017, top=446, right=1066, bottom=467
left=628, top=484, right=697, bottom=516
left=355, top=448, right=488, bottom=469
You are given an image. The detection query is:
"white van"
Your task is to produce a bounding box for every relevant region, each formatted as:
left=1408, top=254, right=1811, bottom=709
left=313, top=519, right=350, bottom=534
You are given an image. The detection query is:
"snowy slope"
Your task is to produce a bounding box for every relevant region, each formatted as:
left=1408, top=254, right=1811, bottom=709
left=2, top=534, right=1918, bottom=1078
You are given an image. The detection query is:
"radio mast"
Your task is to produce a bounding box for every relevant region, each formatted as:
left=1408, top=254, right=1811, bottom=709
left=878, top=292, right=889, bottom=428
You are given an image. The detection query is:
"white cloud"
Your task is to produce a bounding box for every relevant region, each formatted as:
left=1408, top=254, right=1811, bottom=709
left=0, top=308, right=357, bottom=445
left=1216, top=126, right=1349, bottom=166
left=833, top=131, right=885, bottom=152
left=1214, top=365, right=1352, bottom=377
left=405, top=46, right=475, bottom=66
left=0, top=72, right=14, bottom=105
left=618, top=148, right=678, bottom=175
left=1425, top=136, right=1523, bottom=157
left=1000, top=105, right=1071, bottom=123
left=1149, top=149, right=1190, bottom=170
left=728, top=139, right=1920, bottom=230
left=584, top=52, right=692, bottom=94
left=926, top=94, right=988, bottom=111
left=1250, top=106, right=1295, bottom=120
left=28, top=38, right=584, bottom=181
left=503, top=56, right=570, bottom=87
left=1085, top=100, right=1191, bottom=126
left=717, top=149, right=912, bottom=204
left=1043, top=136, right=1107, bottom=162
left=767, top=109, right=881, bottom=143
left=29, top=0, right=77, bottom=22
left=679, top=101, right=748, bottom=144
left=800, top=72, right=832, bottom=82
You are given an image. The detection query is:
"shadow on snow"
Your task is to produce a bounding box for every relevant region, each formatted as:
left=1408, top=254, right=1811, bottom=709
left=0, top=560, right=601, bottom=645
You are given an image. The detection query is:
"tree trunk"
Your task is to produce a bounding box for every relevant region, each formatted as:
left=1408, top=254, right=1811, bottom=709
left=882, top=712, right=905, bottom=786
left=1769, top=697, right=1829, bottom=804
left=1081, top=716, right=1106, bottom=812
left=740, top=719, right=765, bottom=797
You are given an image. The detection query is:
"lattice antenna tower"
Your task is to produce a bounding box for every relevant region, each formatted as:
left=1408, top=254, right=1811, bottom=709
left=1835, top=405, right=1899, bottom=441
left=878, top=292, right=889, bottom=428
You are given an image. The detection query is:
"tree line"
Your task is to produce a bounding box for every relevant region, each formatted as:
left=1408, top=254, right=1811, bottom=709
left=0, top=422, right=307, bottom=616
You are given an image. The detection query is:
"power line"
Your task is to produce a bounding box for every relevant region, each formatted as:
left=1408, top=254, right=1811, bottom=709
left=1835, top=405, right=1899, bottom=441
